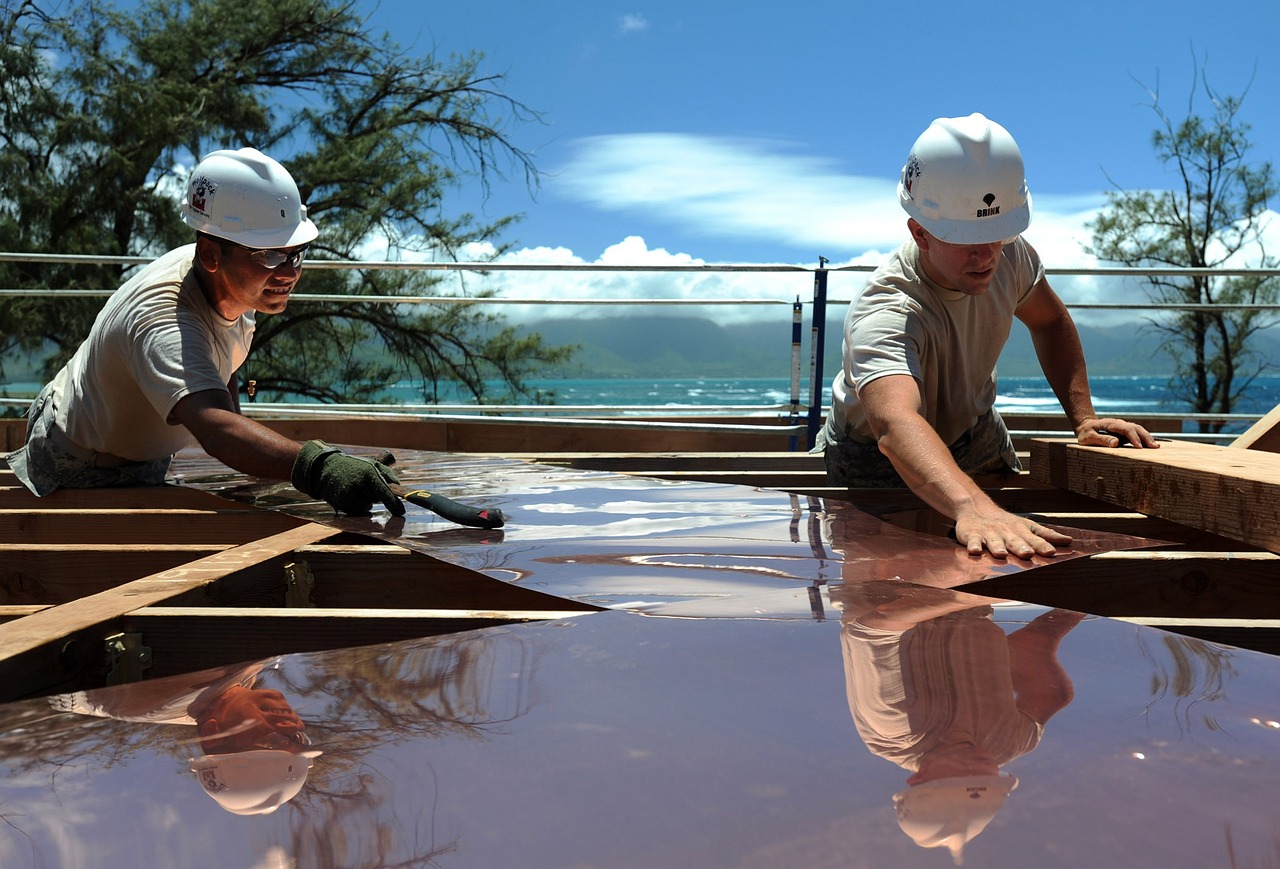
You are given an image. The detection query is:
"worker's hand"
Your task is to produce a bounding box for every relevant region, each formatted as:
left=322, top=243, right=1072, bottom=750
left=291, top=440, right=406, bottom=517
left=954, top=504, right=1072, bottom=559
left=1076, top=417, right=1160, bottom=449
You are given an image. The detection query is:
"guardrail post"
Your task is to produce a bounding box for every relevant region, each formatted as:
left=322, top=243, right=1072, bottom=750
left=788, top=296, right=803, bottom=450
left=806, top=258, right=830, bottom=449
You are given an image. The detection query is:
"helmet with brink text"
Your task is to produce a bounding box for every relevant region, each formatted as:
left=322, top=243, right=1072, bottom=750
left=897, top=113, right=1032, bottom=244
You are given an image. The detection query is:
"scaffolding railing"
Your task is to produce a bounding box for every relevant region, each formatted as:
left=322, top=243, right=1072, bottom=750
left=2, top=251, right=1277, bottom=448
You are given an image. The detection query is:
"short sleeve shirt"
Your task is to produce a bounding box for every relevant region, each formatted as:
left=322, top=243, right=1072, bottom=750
left=50, top=245, right=255, bottom=460
left=828, top=238, right=1043, bottom=445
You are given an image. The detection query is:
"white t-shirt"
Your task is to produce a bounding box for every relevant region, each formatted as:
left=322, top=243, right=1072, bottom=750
left=49, top=245, right=254, bottom=460
left=827, top=238, right=1043, bottom=446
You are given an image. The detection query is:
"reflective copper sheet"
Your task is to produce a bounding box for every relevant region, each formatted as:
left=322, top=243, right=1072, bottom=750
left=169, top=448, right=1159, bottom=612
left=2, top=587, right=1279, bottom=868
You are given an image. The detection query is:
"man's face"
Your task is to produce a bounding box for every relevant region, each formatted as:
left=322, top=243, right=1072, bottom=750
left=196, top=685, right=308, bottom=754
left=910, top=220, right=1008, bottom=296
left=197, top=238, right=306, bottom=318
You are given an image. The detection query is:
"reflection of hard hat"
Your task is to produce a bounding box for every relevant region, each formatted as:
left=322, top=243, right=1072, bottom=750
left=898, top=113, right=1032, bottom=244
left=181, top=148, right=319, bottom=249
left=893, top=774, right=1018, bottom=865
left=190, top=749, right=322, bottom=815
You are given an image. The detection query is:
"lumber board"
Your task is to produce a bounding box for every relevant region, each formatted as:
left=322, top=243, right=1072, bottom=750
left=121, top=606, right=591, bottom=678
left=0, top=483, right=259, bottom=510
left=157, top=544, right=599, bottom=613
left=0, top=545, right=229, bottom=605
left=1029, top=439, right=1280, bottom=553
left=1231, top=403, right=1280, bottom=453
left=0, top=508, right=300, bottom=545
left=969, top=549, right=1280, bottom=619
left=0, top=522, right=341, bottom=702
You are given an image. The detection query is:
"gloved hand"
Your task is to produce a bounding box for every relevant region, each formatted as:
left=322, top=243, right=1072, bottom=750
left=291, top=440, right=405, bottom=517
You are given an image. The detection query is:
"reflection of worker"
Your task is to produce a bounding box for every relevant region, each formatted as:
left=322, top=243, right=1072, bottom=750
left=49, top=659, right=320, bottom=815
left=833, top=581, right=1084, bottom=864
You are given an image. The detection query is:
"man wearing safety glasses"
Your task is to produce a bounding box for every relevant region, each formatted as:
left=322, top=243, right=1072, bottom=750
left=4, top=148, right=404, bottom=517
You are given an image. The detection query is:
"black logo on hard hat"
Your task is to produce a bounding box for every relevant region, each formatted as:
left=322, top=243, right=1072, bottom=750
left=189, top=176, right=218, bottom=217
left=903, top=155, right=922, bottom=195
left=976, top=192, right=1000, bottom=219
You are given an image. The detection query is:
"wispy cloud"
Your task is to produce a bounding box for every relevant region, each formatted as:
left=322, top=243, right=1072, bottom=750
left=618, top=13, right=649, bottom=34
left=382, top=132, right=1280, bottom=327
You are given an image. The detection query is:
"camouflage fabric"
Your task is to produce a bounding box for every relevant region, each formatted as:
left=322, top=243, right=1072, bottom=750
left=2, top=384, right=172, bottom=497
left=819, top=407, right=1021, bottom=488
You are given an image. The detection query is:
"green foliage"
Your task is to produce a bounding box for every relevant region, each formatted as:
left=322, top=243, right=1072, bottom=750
left=1087, top=62, right=1278, bottom=432
left=0, top=0, right=575, bottom=400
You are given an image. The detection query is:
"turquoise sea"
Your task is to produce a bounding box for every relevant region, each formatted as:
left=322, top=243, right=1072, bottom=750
left=6, top=374, right=1280, bottom=433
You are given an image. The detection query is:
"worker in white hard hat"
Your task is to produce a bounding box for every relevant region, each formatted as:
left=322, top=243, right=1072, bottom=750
left=833, top=580, right=1085, bottom=865
left=4, top=147, right=403, bottom=517
left=816, top=114, right=1158, bottom=558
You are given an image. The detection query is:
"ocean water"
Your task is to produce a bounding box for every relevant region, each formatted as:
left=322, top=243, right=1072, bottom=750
left=379, top=373, right=1280, bottom=416
left=6, top=374, right=1280, bottom=432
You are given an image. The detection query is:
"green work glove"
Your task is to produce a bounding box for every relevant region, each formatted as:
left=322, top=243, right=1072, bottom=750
left=291, top=440, right=405, bottom=517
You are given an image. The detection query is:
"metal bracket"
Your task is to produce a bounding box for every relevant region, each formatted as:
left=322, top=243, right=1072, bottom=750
left=103, top=632, right=152, bottom=685
left=284, top=560, right=316, bottom=608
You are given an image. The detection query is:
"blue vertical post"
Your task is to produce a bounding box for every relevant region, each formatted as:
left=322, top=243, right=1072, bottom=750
left=806, top=258, right=829, bottom=450
left=788, top=296, right=803, bottom=451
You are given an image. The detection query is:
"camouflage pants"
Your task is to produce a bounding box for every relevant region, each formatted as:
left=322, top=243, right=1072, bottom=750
left=1, top=384, right=172, bottom=496
left=818, top=408, right=1021, bottom=488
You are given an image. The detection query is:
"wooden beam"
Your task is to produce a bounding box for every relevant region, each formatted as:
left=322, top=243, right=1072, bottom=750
left=0, top=522, right=341, bottom=702
left=1029, top=439, right=1280, bottom=553
left=0, top=544, right=230, bottom=605
left=1231, top=403, right=1280, bottom=453
left=969, top=549, right=1280, bottom=619
left=122, top=606, right=592, bottom=678
left=0, top=508, right=301, bottom=544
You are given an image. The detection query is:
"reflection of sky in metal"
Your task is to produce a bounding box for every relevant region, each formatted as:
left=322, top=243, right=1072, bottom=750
left=2, top=607, right=1280, bottom=867
left=7, top=449, right=1266, bottom=867
left=169, top=448, right=1158, bottom=611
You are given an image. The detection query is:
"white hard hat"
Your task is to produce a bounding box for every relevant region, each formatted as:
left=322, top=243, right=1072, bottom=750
left=898, top=113, right=1032, bottom=244
left=190, top=748, right=322, bottom=816
left=182, top=148, right=319, bottom=249
left=893, top=774, right=1018, bottom=865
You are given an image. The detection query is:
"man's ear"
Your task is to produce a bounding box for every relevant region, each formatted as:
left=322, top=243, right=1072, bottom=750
left=196, top=717, right=220, bottom=738
left=906, top=218, right=930, bottom=250
left=194, top=236, right=222, bottom=273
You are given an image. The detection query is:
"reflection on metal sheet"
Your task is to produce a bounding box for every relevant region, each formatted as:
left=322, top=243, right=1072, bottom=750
left=2, top=597, right=1280, bottom=867
left=170, top=449, right=1159, bottom=612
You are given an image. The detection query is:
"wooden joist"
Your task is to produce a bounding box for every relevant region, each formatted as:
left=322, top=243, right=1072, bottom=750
left=121, top=606, right=592, bottom=678
left=1029, top=439, right=1280, bottom=554
left=0, top=522, right=342, bottom=702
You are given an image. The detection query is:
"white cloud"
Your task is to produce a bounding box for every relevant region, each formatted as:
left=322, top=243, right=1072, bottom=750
left=555, top=133, right=904, bottom=254
left=618, top=13, right=649, bottom=34
left=367, top=132, right=1280, bottom=330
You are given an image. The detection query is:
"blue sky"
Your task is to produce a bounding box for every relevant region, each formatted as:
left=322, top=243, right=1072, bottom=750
left=331, top=0, right=1280, bottom=322
left=356, top=1, right=1278, bottom=255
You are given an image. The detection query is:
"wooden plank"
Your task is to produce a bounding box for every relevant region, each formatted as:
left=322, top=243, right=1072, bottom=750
left=1029, top=439, right=1280, bottom=553
left=0, top=522, right=342, bottom=702
left=1231, top=403, right=1280, bottom=453
left=970, top=550, right=1280, bottom=619
left=0, top=544, right=229, bottom=605
left=156, top=544, right=599, bottom=613
left=0, top=508, right=301, bottom=544
left=0, top=483, right=259, bottom=510
left=121, top=606, right=591, bottom=678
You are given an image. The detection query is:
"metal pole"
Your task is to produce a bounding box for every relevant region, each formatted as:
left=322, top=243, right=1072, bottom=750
left=788, top=296, right=803, bottom=451
left=806, top=258, right=829, bottom=449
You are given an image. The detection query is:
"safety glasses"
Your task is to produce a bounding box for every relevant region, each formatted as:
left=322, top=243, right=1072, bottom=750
left=232, top=242, right=309, bottom=269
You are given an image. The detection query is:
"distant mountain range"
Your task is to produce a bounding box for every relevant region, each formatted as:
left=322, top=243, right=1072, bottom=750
left=523, top=313, right=1276, bottom=379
